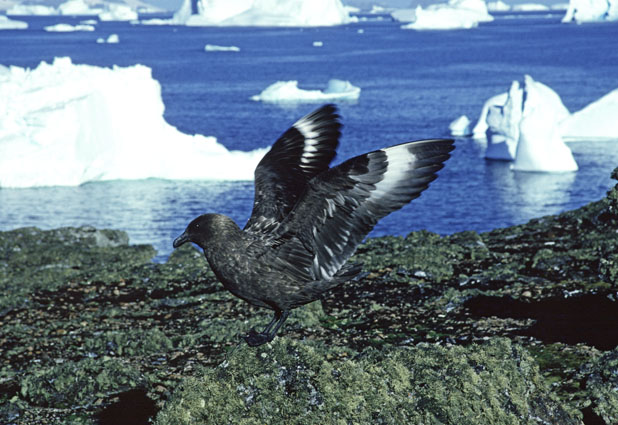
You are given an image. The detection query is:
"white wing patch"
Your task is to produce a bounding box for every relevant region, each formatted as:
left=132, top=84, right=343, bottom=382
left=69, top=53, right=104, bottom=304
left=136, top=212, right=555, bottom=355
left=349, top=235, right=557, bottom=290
left=370, top=145, right=417, bottom=201
left=294, top=117, right=322, bottom=167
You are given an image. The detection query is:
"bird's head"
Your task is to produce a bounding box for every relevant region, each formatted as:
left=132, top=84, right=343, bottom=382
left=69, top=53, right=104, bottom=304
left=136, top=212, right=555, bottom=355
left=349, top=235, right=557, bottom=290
left=173, top=214, right=217, bottom=250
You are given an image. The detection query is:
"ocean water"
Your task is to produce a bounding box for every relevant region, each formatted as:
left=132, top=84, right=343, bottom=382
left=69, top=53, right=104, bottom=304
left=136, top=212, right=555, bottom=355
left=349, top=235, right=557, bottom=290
left=1, top=13, right=617, bottom=261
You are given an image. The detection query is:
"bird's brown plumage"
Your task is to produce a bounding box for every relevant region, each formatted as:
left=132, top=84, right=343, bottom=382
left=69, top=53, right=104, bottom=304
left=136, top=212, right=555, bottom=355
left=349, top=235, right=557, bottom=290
left=173, top=104, right=454, bottom=346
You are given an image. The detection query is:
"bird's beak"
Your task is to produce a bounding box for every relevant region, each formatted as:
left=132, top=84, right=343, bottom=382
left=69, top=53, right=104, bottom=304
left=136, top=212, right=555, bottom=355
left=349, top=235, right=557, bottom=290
left=173, top=231, right=190, bottom=248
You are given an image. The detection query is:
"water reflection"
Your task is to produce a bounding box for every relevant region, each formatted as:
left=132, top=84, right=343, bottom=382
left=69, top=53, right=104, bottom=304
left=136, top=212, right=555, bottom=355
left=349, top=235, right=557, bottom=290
left=484, top=161, right=577, bottom=224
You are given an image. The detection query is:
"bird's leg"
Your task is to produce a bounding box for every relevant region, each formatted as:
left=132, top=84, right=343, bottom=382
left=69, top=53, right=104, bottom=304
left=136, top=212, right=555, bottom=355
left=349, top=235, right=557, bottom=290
left=244, top=310, right=290, bottom=347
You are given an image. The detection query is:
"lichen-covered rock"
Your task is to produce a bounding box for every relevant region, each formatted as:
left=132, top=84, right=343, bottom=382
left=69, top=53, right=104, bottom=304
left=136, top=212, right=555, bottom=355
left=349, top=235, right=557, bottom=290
left=585, top=348, right=618, bottom=424
left=155, top=338, right=578, bottom=425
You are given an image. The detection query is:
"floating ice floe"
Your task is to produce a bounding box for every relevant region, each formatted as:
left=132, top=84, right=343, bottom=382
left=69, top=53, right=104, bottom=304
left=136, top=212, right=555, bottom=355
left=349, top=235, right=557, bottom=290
left=250, top=79, right=360, bottom=103
left=449, top=115, right=472, bottom=137
left=402, top=0, right=494, bottom=30
left=560, top=89, right=618, bottom=141
left=44, top=23, right=96, bottom=32
left=562, top=0, right=618, bottom=22
left=484, top=75, right=577, bottom=172
left=171, top=0, right=356, bottom=26
left=204, top=44, right=240, bottom=52
left=512, top=3, right=550, bottom=11
left=96, top=34, right=120, bottom=43
left=0, top=14, right=27, bottom=29
left=0, top=57, right=267, bottom=188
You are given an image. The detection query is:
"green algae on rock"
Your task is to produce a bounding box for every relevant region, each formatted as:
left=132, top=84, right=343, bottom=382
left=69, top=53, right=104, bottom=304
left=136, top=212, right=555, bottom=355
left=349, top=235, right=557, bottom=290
left=155, top=338, right=577, bottom=425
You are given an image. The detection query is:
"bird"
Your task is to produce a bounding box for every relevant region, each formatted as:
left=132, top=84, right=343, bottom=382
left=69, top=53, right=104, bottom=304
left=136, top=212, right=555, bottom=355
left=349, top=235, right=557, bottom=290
left=173, top=104, right=454, bottom=347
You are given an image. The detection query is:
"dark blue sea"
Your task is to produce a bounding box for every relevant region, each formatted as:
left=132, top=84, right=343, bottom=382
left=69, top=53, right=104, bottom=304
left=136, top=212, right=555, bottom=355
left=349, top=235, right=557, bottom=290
left=1, top=12, right=617, bottom=261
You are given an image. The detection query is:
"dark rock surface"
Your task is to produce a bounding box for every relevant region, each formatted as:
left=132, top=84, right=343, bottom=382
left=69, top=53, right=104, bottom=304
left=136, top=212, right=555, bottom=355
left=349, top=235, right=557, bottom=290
left=1, top=168, right=617, bottom=424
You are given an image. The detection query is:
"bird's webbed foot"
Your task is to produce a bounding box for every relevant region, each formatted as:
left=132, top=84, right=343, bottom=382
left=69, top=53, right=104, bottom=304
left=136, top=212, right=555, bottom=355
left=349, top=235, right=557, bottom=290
left=242, top=310, right=289, bottom=347
left=243, top=328, right=275, bottom=347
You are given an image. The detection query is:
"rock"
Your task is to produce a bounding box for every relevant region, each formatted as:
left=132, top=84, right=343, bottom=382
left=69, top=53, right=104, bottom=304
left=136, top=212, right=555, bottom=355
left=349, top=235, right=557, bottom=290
left=155, top=338, right=578, bottom=424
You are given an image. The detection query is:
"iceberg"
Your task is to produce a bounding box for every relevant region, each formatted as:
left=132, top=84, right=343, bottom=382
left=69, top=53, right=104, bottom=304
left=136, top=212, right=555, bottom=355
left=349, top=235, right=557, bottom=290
left=44, top=23, right=96, bottom=32
left=562, top=0, right=618, bottom=22
left=250, top=79, right=360, bottom=103
left=204, top=44, right=241, bottom=51
left=0, top=14, right=27, bottom=29
left=58, top=0, right=102, bottom=15
left=6, top=4, right=56, bottom=15
left=97, top=34, right=120, bottom=43
left=98, top=3, right=138, bottom=21
left=449, top=115, right=472, bottom=137
left=402, top=0, right=493, bottom=30
left=171, top=0, right=356, bottom=26
left=471, top=92, right=508, bottom=138
left=391, top=8, right=417, bottom=22
left=0, top=57, right=267, bottom=188
left=487, top=1, right=510, bottom=12
left=560, top=89, right=618, bottom=141
left=485, top=81, right=523, bottom=160
left=484, top=75, right=577, bottom=172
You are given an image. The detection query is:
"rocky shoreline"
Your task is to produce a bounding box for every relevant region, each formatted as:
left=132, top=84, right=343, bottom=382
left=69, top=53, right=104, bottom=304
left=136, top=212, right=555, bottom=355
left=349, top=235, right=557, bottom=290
left=1, top=168, right=617, bottom=424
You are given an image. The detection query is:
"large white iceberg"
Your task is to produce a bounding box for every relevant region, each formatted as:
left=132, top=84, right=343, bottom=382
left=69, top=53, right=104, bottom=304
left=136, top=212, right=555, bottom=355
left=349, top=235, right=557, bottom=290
left=562, top=0, right=618, bottom=22
left=0, top=14, right=27, bottom=29
left=402, top=0, right=493, bottom=30
left=0, top=57, right=267, bottom=188
left=484, top=75, right=577, bottom=172
left=171, top=0, right=355, bottom=26
left=251, top=79, right=360, bottom=103
left=560, top=89, right=618, bottom=141
left=6, top=4, right=56, bottom=15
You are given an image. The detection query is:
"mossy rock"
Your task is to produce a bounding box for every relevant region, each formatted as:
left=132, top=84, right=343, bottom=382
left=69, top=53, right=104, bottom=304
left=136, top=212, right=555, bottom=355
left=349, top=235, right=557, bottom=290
left=0, top=226, right=156, bottom=312
left=20, top=357, right=146, bottom=408
left=155, top=338, right=577, bottom=425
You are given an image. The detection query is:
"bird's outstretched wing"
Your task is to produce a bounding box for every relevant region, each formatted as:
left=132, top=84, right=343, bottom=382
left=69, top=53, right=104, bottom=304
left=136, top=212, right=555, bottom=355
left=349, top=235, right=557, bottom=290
left=244, top=104, right=342, bottom=234
left=274, top=138, right=455, bottom=282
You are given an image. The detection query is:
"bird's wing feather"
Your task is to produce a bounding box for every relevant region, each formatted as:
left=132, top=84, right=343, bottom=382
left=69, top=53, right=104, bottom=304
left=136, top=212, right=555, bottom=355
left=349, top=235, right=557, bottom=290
left=273, top=138, right=455, bottom=282
left=244, top=104, right=341, bottom=234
